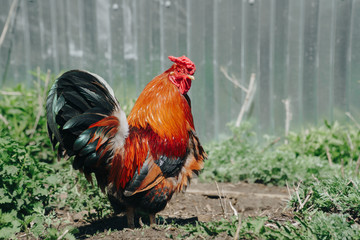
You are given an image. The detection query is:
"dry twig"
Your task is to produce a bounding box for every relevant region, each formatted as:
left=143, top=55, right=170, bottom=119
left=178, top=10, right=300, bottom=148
left=282, top=99, right=292, bottom=144
left=229, top=201, right=238, bottom=219
left=312, top=175, right=320, bottom=183
left=0, top=0, right=18, bottom=47
left=235, top=73, right=256, bottom=127
left=0, top=90, right=21, bottom=96
left=346, top=112, right=360, bottom=130
left=326, top=146, right=333, bottom=167
left=220, top=67, right=256, bottom=127
left=233, top=211, right=244, bottom=240
left=215, top=181, right=226, bottom=216
left=56, top=229, right=69, bottom=240
left=294, top=181, right=312, bottom=211
left=0, top=114, right=9, bottom=126
left=220, top=66, right=248, bottom=92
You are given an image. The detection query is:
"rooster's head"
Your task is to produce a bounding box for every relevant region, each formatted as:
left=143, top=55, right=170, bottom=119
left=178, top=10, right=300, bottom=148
left=168, top=55, right=196, bottom=94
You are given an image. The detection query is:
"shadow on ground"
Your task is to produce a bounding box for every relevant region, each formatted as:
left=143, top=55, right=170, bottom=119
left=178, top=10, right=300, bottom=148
left=75, top=215, right=199, bottom=239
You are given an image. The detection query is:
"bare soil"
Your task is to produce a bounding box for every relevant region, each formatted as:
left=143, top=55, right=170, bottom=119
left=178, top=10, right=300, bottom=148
left=67, top=181, right=292, bottom=239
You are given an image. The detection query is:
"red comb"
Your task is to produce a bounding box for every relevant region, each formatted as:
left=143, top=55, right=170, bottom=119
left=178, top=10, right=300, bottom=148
left=168, top=56, right=196, bottom=75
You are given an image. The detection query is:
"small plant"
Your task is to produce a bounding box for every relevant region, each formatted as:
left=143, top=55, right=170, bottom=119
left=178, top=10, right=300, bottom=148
left=290, top=177, right=360, bottom=222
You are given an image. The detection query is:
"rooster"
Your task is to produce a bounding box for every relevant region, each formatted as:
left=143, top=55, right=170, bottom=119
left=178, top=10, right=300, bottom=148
left=46, top=56, right=207, bottom=228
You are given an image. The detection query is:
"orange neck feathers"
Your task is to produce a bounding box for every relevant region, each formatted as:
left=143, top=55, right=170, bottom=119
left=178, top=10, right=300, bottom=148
left=127, top=71, right=194, bottom=146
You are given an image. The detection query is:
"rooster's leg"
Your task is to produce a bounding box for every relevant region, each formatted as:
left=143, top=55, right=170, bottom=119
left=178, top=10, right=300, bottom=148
left=149, top=213, right=156, bottom=226
left=126, top=207, right=135, bottom=229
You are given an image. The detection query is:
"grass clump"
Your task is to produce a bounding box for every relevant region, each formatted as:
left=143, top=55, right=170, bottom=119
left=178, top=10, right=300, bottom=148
left=201, top=122, right=353, bottom=185
left=290, top=177, right=360, bottom=222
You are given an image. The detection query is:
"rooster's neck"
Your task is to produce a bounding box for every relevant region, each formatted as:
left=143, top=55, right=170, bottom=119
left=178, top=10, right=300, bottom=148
left=127, top=73, right=194, bottom=141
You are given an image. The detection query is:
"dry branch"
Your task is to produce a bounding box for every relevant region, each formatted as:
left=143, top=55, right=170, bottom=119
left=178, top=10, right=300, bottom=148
left=220, top=66, right=248, bottom=92
left=282, top=99, right=292, bottom=144
left=0, top=0, right=18, bottom=48
left=220, top=67, right=256, bottom=127
left=236, top=73, right=256, bottom=127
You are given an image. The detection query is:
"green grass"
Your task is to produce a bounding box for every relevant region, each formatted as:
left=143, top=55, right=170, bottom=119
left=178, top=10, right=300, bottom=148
left=201, top=122, right=359, bottom=185
left=177, top=213, right=360, bottom=240
left=1, top=79, right=360, bottom=239
left=0, top=79, right=112, bottom=239
left=290, top=177, right=360, bottom=221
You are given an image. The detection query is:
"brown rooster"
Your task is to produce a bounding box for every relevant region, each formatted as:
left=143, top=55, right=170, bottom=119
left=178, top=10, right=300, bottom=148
left=46, top=56, right=207, bottom=228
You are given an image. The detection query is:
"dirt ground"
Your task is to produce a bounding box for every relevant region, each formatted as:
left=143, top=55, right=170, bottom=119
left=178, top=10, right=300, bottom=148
left=68, top=181, right=292, bottom=239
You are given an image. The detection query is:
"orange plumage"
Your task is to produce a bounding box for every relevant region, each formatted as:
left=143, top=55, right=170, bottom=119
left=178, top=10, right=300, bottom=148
left=46, top=56, right=207, bottom=228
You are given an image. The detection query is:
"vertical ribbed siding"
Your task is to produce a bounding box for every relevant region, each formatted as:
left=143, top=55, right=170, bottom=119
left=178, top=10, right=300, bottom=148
left=1, top=0, right=360, bottom=141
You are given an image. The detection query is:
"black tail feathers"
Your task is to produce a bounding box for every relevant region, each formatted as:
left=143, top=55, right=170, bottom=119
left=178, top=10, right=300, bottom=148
left=46, top=70, right=119, bottom=159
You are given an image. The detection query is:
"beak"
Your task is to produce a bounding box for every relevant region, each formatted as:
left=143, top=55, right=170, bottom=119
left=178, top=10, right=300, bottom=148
left=188, top=75, right=195, bottom=81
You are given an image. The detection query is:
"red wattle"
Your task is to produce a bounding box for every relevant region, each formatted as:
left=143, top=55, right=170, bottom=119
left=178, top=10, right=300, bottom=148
left=169, top=75, right=192, bottom=94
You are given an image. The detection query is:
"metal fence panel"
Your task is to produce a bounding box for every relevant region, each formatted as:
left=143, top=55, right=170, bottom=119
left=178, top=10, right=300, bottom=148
left=1, top=0, right=360, bottom=141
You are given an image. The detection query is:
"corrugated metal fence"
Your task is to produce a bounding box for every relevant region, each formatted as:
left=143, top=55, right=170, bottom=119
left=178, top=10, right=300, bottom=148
left=1, top=0, right=360, bottom=141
